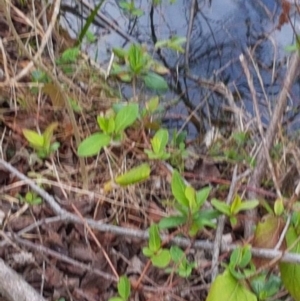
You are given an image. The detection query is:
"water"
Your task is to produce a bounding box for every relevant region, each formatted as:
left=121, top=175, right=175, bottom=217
left=61, top=0, right=300, bottom=135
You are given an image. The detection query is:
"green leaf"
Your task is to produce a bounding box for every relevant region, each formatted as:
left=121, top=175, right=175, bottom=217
left=117, top=276, right=131, bottom=300
left=151, top=128, right=169, bottom=154
left=128, top=44, right=145, bottom=74
left=148, top=224, right=161, bottom=253
left=170, top=245, right=185, bottom=263
left=171, top=171, right=189, bottom=207
left=143, top=72, right=168, bottom=92
left=239, top=246, right=252, bottom=268
left=151, top=249, right=171, bottom=268
left=113, top=47, right=127, bottom=59
left=274, top=198, right=284, bottom=216
left=206, top=270, right=257, bottom=301
left=235, top=200, right=259, bottom=213
left=146, top=96, right=159, bottom=113
left=142, top=247, right=154, bottom=257
left=230, top=194, right=242, bottom=215
left=185, top=186, right=196, bottom=212
left=115, top=163, right=150, bottom=186
left=60, top=47, right=80, bottom=63
left=158, top=215, right=187, bottom=229
left=97, top=116, right=115, bottom=134
left=196, top=186, right=211, bottom=209
left=43, top=122, right=58, bottom=150
left=114, top=103, right=139, bottom=134
left=211, top=199, right=231, bottom=216
left=77, top=133, right=111, bottom=157
left=280, top=226, right=300, bottom=301
left=23, top=129, right=44, bottom=149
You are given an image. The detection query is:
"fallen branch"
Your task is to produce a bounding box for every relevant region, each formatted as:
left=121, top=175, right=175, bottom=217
left=0, top=258, right=46, bottom=301
left=1, top=159, right=300, bottom=265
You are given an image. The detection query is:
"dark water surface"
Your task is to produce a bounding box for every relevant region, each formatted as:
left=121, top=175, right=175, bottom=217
left=61, top=0, right=300, bottom=135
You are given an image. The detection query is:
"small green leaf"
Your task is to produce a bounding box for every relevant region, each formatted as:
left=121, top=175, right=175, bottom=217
left=151, top=249, right=171, bottom=268
left=211, top=199, right=231, bottom=216
left=148, top=224, right=161, bottom=253
left=142, top=247, right=154, bottom=257
left=128, top=44, right=145, bottom=74
left=206, top=270, right=257, bottom=301
left=23, top=129, right=44, bottom=149
left=115, top=163, right=150, bottom=186
left=60, top=47, right=80, bottom=63
left=158, top=215, right=187, bottom=229
left=239, top=246, right=252, bottom=268
left=146, top=96, right=159, bottom=113
left=274, top=198, right=284, bottom=216
left=230, top=195, right=242, bottom=215
left=151, top=128, right=169, bottom=154
left=185, top=186, right=196, bottom=212
left=113, top=47, right=127, bottom=59
left=170, top=245, right=185, bottom=263
left=77, top=133, right=111, bottom=157
left=97, top=116, right=115, bottom=134
left=143, top=72, right=168, bottom=92
left=117, top=276, right=131, bottom=300
left=43, top=122, right=58, bottom=150
left=114, top=103, right=139, bottom=134
left=171, top=171, right=189, bottom=207
left=196, top=186, right=211, bottom=209
left=235, top=200, right=259, bottom=212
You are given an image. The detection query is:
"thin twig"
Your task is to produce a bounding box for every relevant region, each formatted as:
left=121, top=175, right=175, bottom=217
left=2, top=158, right=300, bottom=265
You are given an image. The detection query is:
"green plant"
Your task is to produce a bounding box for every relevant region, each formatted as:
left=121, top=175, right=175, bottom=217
left=155, top=36, right=186, bottom=53
left=109, top=275, right=131, bottom=301
left=143, top=224, right=171, bottom=268
left=251, top=273, right=281, bottom=301
left=168, top=130, right=188, bottom=171
left=112, top=44, right=169, bottom=92
left=167, top=246, right=196, bottom=278
left=159, top=170, right=219, bottom=236
left=18, top=190, right=42, bottom=205
left=23, top=122, right=60, bottom=158
left=207, top=246, right=257, bottom=301
left=211, top=195, right=259, bottom=226
left=77, top=103, right=139, bottom=157
left=119, top=1, right=143, bottom=17
left=144, top=128, right=171, bottom=160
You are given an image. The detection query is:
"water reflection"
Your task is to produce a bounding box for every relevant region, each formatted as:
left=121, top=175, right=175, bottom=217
left=61, top=0, right=300, bottom=135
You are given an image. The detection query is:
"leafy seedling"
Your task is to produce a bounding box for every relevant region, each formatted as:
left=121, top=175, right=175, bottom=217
left=155, top=36, right=186, bottom=53
left=166, top=246, right=196, bottom=278
left=23, top=122, right=60, bottom=158
left=109, top=275, right=131, bottom=301
left=159, top=170, right=219, bottom=236
left=119, top=1, right=144, bottom=17
left=77, top=103, right=139, bottom=157
left=145, top=128, right=171, bottom=160
left=251, top=273, right=281, bottom=301
left=211, top=195, right=259, bottom=226
left=143, top=224, right=171, bottom=268
left=18, top=190, right=42, bottom=206
left=112, top=43, right=169, bottom=92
